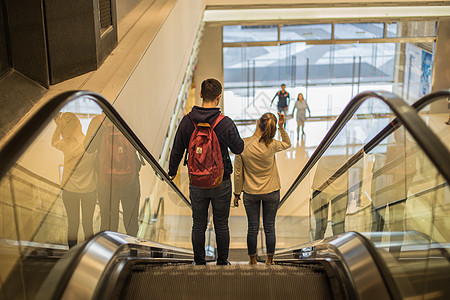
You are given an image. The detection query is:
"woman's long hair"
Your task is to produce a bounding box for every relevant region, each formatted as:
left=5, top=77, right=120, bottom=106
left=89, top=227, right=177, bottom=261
left=60, top=112, right=83, bottom=140
left=258, top=113, right=277, bottom=146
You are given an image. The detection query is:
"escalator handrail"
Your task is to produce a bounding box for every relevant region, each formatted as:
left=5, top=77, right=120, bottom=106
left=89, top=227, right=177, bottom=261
left=279, top=90, right=450, bottom=207
left=0, top=90, right=191, bottom=208
left=275, top=231, right=402, bottom=300
left=35, top=231, right=194, bottom=300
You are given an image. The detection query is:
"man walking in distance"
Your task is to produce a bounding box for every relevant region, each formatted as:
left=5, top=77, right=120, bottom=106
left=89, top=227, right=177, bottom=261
left=169, top=78, right=244, bottom=265
left=271, top=83, right=291, bottom=116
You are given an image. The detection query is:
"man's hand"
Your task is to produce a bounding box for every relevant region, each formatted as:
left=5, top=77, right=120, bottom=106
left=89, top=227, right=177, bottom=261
left=233, top=194, right=240, bottom=207
left=277, top=112, right=285, bottom=128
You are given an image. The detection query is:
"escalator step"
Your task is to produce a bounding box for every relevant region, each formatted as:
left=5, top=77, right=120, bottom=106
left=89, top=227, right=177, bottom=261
left=120, top=264, right=333, bottom=300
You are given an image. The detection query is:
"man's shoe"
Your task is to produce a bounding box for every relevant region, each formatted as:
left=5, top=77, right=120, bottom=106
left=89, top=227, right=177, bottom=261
left=249, top=255, right=257, bottom=265
left=217, top=260, right=231, bottom=265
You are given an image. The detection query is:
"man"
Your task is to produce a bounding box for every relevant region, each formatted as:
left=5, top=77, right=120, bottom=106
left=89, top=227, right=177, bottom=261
left=169, top=78, right=244, bottom=265
left=271, top=83, right=290, bottom=116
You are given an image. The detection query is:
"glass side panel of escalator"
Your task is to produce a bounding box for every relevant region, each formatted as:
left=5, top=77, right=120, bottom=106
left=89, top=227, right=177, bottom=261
left=276, top=95, right=450, bottom=298
left=0, top=95, right=191, bottom=299
left=417, top=95, right=450, bottom=152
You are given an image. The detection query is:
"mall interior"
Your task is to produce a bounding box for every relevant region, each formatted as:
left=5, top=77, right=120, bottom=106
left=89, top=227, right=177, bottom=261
left=0, top=0, right=449, bottom=299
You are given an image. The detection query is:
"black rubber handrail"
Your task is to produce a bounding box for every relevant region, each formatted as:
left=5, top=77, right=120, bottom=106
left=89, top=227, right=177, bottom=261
left=0, top=90, right=191, bottom=208
left=280, top=90, right=450, bottom=207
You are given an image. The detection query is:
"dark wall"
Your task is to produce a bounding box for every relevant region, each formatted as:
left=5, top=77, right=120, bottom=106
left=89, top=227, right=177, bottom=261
left=0, top=0, right=11, bottom=76
left=96, top=0, right=118, bottom=67
left=5, top=0, right=49, bottom=87
left=2, top=0, right=117, bottom=86
left=45, top=0, right=97, bottom=84
left=45, top=0, right=117, bottom=84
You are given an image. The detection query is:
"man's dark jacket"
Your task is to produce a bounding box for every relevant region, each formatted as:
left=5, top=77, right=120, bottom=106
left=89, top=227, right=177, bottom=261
left=168, top=106, right=244, bottom=181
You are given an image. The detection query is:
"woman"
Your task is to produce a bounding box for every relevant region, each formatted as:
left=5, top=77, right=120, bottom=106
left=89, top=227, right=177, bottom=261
left=234, top=112, right=291, bottom=265
left=52, top=112, right=97, bottom=248
left=292, top=93, right=311, bottom=138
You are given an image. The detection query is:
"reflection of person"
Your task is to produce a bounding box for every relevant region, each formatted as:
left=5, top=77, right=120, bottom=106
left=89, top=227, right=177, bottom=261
left=234, top=113, right=291, bottom=265
left=292, top=93, right=311, bottom=138
left=168, top=78, right=244, bottom=265
left=86, top=115, right=144, bottom=236
left=51, top=112, right=96, bottom=248
left=310, top=155, right=350, bottom=240
left=370, top=128, right=416, bottom=257
left=271, top=84, right=290, bottom=119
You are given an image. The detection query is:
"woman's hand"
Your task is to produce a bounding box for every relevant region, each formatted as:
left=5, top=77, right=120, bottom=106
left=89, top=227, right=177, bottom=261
left=54, top=113, right=62, bottom=126
left=277, top=112, right=285, bottom=128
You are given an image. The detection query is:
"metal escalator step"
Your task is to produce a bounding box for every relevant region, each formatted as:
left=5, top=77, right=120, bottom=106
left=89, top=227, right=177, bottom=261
left=120, top=264, right=333, bottom=300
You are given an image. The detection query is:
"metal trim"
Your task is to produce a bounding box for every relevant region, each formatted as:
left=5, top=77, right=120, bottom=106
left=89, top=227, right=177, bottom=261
left=223, top=37, right=436, bottom=47
left=206, top=2, right=450, bottom=11
left=275, top=232, right=401, bottom=300
left=41, top=231, right=193, bottom=300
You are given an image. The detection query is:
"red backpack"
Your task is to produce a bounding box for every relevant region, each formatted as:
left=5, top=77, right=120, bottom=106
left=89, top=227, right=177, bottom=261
left=187, top=114, right=225, bottom=188
left=98, top=125, right=137, bottom=188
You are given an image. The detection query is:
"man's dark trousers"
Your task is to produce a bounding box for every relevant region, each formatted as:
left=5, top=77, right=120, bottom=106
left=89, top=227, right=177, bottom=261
left=189, top=179, right=232, bottom=265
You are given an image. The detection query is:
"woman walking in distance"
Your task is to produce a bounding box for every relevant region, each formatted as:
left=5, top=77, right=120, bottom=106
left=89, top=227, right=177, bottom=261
left=292, top=93, right=311, bottom=138
left=233, top=112, right=291, bottom=265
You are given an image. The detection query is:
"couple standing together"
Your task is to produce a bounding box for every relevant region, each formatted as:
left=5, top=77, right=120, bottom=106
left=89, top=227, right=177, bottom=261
left=169, top=78, right=291, bottom=265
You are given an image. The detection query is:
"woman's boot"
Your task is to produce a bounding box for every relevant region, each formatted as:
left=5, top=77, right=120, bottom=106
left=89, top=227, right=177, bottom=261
left=249, top=255, right=257, bottom=265
left=265, top=254, right=274, bottom=265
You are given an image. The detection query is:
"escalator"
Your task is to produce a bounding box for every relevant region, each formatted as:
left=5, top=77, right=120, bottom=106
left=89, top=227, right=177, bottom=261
left=0, top=90, right=449, bottom=300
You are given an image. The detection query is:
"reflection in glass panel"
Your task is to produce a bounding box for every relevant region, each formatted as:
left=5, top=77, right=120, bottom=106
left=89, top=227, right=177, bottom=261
left=280, top=24, right=332, bottom=41
left=387, top=21, right=436, bottom=38
left=0, top=174, right=24, bottom=299
left=0, top=94, right=196, bottom=298
left=275, top=98, right=393, bottom=248
left=418, top=97, right=450, bottom=152
left=335, top=23, right=384, bottom=39
left=223, top=25, right=278, bottom=43
left=2, top=96, right=194, bottom=252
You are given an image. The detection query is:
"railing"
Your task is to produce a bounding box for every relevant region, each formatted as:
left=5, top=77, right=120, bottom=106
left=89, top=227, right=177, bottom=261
left=280, top=90, right=450, bottom=207
left=0, top=91, right=194, bottom=299
left=274, top=90, right=450, bottom=299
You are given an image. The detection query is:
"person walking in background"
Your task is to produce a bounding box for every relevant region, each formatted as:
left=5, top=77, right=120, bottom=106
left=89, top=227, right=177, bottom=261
left=292, top=93, right=311, bottom=138
left=169, top=78, right=244, bottom=265
left=52, top=112, right=97, bottom=248
left=234, top=112, right=291, bottom=265
left=271, top=84, right=290, bottom=127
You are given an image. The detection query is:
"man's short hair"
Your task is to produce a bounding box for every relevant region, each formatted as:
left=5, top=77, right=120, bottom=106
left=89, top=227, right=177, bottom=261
left=281, top=83, right=286, bottom=87
left=201, top=78, right=222, bottom=102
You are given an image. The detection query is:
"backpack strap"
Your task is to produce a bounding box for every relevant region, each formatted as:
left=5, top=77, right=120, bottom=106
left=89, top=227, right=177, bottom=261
left=187, top=113, right=225, bottom=129
left=211, top=114, right=225, bottom=130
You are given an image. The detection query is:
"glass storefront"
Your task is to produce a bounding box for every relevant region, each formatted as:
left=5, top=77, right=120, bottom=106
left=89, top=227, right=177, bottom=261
left=222, top=21, right=437, bottom=122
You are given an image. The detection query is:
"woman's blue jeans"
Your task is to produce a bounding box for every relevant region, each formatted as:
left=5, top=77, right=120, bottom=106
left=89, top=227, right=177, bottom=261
left=243, top=190, right=280, bottom=256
